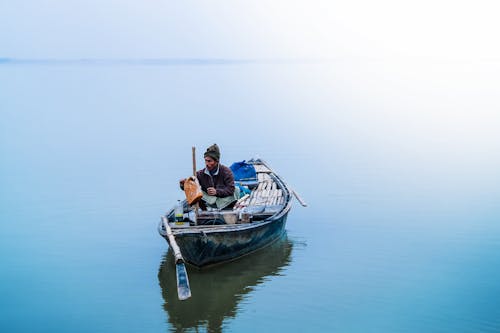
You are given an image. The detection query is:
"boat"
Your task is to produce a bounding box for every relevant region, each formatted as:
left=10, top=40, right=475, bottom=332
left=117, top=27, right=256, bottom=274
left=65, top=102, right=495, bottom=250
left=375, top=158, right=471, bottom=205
left=157, top=157, right=306, bottom=300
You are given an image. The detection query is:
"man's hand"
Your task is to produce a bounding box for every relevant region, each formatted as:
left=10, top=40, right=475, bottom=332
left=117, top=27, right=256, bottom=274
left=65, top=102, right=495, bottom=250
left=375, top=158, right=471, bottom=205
left=207, top=187, right=217, bottom=196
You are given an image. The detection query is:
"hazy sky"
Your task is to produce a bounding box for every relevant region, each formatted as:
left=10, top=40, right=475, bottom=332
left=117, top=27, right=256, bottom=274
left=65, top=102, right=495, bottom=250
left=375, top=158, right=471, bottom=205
left=2, top=0, right=500, bottom=59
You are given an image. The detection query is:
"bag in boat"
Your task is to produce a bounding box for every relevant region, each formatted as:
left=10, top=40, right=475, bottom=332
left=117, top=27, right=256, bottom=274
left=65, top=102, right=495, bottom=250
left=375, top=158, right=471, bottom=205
left=183, top=176, right=203, bottom=205
left=230, top=160, right=257, bottom=181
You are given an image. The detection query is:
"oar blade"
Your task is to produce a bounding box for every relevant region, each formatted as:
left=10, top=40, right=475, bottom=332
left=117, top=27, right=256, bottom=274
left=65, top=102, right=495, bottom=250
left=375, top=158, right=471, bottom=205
left=176, top=262, right=191, bottom=300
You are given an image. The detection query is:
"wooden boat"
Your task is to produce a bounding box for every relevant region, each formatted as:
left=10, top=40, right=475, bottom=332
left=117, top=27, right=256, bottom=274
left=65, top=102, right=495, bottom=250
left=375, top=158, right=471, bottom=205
left=158, top=158, right=301, bottom=265
left=157, top=157, right=306, bottom=300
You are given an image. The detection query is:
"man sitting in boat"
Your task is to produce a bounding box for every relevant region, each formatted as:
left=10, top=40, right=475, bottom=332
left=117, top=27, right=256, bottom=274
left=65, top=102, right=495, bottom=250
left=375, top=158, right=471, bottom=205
left=180, top=143, right=239, bottom=210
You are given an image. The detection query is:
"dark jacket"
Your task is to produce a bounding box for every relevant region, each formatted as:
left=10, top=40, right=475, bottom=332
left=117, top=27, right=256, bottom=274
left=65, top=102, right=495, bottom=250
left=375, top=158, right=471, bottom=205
left=196, top=164, right=235, bottom=198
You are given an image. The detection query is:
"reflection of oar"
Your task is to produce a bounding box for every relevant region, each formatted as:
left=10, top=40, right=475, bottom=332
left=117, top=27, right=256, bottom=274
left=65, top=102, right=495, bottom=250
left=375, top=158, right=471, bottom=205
left=161, top=216, right=191, bottom=300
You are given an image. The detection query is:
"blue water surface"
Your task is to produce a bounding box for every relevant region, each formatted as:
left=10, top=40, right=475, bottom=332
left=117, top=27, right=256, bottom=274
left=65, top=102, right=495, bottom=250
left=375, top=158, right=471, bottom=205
left=1, top=60, right=500, bottom=332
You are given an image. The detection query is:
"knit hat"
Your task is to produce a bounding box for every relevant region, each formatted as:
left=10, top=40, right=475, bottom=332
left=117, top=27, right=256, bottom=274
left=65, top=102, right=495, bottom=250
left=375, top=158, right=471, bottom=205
left=204, top=144, right=220, bottom=161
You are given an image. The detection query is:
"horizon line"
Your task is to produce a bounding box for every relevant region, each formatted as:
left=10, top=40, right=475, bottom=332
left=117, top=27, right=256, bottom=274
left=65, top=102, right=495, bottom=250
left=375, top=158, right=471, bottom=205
left=1, top=56, right=499, bottom=66
left=0, top=57, right=334, bottom=66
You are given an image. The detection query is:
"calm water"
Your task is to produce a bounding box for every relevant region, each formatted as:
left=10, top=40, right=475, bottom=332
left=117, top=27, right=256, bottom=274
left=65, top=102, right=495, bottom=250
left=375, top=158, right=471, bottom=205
left=1, top=60, right=500, bottom=332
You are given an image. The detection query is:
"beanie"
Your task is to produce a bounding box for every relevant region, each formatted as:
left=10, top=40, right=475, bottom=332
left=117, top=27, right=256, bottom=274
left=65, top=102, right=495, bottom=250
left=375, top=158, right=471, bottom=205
left=204, top=144, right=220, bottom=161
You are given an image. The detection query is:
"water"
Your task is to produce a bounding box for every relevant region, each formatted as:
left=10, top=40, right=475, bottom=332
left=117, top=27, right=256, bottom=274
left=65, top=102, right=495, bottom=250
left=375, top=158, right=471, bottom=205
left=1, top=59, right=500, bottom=333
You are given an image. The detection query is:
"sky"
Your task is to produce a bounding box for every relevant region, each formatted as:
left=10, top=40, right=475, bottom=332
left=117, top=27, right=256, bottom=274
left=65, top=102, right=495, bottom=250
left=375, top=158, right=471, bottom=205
left=2, top=0, right=500, bottom=59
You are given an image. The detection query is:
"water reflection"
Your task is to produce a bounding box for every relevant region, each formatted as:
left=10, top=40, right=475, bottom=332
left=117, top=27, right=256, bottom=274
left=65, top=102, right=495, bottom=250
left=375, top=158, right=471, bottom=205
left=157, top=235, right=293, bottom=333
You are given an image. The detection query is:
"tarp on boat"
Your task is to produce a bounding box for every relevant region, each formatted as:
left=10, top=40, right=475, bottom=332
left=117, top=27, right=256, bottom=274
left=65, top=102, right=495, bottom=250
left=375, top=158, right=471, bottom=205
left=230, top=160, right=257, bottom=181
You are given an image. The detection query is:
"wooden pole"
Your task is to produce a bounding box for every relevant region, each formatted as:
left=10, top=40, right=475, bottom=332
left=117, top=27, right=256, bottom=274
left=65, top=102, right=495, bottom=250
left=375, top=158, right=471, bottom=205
left=192, top=146, right=199, bottom=222
left=192, top=146, right=197, bottom=176
left=292, top=190, right=308, bottom=207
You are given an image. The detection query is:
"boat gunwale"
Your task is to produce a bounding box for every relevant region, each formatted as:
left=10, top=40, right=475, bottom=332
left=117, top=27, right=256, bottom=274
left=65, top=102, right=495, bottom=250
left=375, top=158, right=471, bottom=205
left=169, top=200, right=292, bottom=235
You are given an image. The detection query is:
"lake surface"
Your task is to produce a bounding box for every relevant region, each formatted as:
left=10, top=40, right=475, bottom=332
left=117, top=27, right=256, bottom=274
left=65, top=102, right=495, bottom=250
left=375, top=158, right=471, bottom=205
left=1, top=59, right=500, bottom=332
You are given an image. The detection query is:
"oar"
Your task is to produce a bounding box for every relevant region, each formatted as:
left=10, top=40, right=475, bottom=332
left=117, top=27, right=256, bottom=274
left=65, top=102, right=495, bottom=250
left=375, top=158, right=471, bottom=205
left=291, top=190, right=308, bottom=207
left=258, top=158, right=308, bottom=208
left=161, top=216, right=191, bottom=300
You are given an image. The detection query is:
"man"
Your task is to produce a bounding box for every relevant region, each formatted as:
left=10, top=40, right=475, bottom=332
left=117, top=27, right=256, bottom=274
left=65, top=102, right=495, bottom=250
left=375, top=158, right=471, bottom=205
left=180, top=144, right=238, bottom=210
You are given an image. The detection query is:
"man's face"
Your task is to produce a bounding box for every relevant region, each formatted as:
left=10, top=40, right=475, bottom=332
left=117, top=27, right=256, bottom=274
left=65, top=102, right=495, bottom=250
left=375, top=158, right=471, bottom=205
left=204, top=157, right=218, bottom=171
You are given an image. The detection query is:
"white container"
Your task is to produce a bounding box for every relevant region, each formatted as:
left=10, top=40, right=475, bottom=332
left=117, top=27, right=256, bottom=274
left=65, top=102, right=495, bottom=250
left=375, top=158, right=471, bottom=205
left=223, top=212, right=238, bottom=224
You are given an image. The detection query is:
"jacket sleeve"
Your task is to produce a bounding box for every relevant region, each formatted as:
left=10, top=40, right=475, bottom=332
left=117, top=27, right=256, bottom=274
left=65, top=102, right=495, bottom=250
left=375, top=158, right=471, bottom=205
left=196, top=170, right=208, bottom=192
left=216, top=167, right=235, bottom=197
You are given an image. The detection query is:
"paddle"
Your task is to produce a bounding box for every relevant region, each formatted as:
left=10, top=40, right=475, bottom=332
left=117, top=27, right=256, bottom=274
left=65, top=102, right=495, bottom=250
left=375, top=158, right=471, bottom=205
left=161, top=216, right=191, bottom=300
left=292, top=190, right=308, bottom=207
left=257, top=158, right=308, bottom=207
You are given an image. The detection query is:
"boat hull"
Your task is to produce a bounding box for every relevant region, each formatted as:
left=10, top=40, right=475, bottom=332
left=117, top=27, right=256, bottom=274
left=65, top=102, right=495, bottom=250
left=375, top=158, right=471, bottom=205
left=162, top=211, right=288, bottom=267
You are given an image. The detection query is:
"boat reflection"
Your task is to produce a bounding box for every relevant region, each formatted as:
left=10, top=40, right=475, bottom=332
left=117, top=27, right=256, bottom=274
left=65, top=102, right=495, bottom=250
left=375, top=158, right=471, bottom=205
left=157, top=234, right=293, bottom=333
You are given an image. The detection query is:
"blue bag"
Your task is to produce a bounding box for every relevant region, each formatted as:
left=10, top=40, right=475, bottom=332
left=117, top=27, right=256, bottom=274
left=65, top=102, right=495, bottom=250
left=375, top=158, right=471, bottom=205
left=230, top=160, right=257, bottom=181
